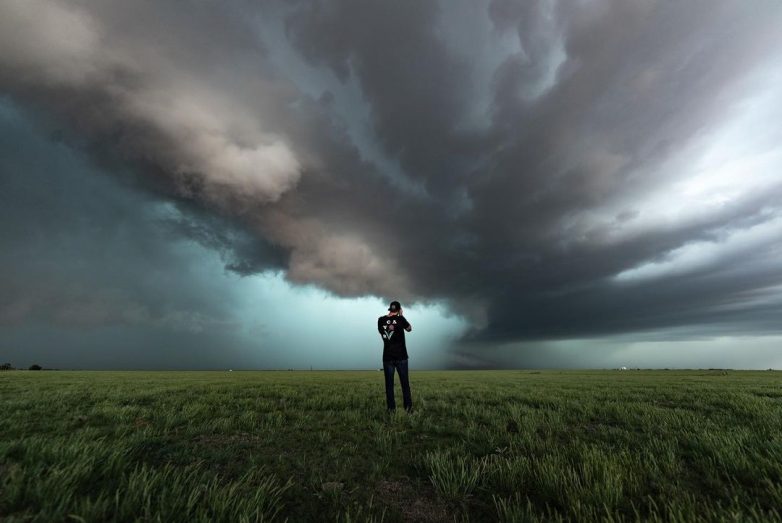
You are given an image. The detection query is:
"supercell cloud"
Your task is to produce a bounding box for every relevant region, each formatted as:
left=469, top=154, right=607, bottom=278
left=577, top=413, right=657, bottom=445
left=1, top=0, right=782, bottom=368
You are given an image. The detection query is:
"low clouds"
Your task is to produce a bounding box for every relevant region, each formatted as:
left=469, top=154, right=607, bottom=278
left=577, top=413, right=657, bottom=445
left=2, top=0, right=782, bottom=365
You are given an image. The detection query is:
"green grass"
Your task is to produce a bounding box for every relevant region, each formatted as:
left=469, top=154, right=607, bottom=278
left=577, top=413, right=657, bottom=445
left=1, top=370, right=782, bottom=522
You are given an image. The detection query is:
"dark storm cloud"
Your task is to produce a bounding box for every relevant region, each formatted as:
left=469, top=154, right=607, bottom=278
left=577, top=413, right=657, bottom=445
left=2, top=0, right=782, bottom=361
left=0, top=101, right=277, bottom=339
left=278, top=0, right=782, bottom=343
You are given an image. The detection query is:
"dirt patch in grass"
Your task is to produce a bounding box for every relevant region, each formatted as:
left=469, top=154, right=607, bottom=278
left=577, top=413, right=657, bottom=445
left=133, top=417, right=151, bottom=428
left=375, top=479, right=450, bottom=522
left=192, top=432, right=265, bottom=446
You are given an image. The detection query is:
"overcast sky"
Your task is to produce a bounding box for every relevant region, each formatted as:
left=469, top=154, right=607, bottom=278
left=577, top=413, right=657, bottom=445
left=1, top=0, right=781, bottom=369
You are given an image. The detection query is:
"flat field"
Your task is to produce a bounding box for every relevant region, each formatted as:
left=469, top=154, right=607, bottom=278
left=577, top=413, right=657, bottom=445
left=2, top=370, right=782, bottom=522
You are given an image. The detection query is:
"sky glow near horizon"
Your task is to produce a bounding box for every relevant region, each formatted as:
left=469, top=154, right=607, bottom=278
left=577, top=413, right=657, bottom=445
left=1, top=0, right=782, bottom=369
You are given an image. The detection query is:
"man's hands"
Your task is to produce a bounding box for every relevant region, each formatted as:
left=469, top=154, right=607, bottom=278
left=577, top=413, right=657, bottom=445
left=385, top=308, right=411, bottom=331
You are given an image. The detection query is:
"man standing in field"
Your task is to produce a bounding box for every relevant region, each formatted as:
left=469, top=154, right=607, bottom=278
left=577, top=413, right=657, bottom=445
left=378, top=300, right=413, bottom=413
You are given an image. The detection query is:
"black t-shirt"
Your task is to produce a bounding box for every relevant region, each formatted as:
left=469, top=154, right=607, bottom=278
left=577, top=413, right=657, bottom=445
left=378, top=314, right=410, bottom=361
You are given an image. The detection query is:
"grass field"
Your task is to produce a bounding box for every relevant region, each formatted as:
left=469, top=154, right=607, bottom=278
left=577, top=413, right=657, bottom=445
left=2, top=370, right=782, bottom=522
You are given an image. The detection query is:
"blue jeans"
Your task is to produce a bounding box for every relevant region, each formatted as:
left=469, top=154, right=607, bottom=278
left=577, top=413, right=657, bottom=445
left=383, top=358, right=412, bottom=411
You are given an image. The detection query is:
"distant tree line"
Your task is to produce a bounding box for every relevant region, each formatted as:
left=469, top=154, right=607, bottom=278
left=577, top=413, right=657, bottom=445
left=0, top=363, right=44, bottom=370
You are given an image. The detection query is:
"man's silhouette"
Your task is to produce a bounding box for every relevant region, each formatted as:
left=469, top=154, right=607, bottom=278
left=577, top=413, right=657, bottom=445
left=378, top=300, right=413, bottom=412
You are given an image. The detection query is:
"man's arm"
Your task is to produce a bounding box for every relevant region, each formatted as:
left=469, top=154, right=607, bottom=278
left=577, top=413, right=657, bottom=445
left=378, top=317, right=388, bottom=340
left=403, top=316, right=412, bottom=332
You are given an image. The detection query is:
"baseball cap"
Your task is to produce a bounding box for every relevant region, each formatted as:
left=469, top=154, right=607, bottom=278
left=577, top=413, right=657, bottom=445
left=388, top=300, right=401, bottom=312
